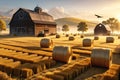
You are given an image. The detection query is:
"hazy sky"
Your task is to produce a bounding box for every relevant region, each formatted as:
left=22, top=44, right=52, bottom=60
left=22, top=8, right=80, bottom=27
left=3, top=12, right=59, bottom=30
left=0, top=0, right=120, bottom=21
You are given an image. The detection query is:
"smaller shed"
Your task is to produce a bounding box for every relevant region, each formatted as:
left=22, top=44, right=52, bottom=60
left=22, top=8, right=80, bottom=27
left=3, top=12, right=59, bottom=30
left=94, top=23, right=111, bottom=35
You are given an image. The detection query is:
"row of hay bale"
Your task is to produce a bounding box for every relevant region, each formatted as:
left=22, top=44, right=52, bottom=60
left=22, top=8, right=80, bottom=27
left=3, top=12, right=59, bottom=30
left=0, top=44, right=52, bottom=57
left=102, top=64, right=120, bottom=80
left=40, top=36, right=115, bottom=49
left=85, top=64, right=120, bottom=80
left=55, top=34, right=83, bottom=38
left=40, top=38, right=113, bottom=68
left=0, top=71, right=12, bottom=80
left=29, top=58, right=91, bottom=80
left=0, top=57, right=21, bottom=76
left=0, top=57, right=56, bottom=79
left=0, top=48, right=53, bottom=63
left=11, top=59, right=56, bottom=79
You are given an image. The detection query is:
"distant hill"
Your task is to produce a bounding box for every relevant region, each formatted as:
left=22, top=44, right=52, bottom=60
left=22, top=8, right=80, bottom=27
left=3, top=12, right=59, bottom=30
left=55, top=17, right=97, bottom=32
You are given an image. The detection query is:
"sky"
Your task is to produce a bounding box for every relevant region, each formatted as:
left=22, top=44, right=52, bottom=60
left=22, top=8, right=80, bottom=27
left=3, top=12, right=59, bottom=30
left=1, top=0, right=120, bottom=21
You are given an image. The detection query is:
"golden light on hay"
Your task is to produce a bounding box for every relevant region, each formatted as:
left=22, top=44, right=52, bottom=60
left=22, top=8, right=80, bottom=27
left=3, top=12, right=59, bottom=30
left=91, top=47, right=112, bottom=68
left=52, top=46, right=72, bottom=63
left=40, top=38, right=53, bottom=48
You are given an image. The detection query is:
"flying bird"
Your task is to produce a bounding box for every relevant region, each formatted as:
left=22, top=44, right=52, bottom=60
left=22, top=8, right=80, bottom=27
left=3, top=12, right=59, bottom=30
left=95, top=14, right=103, bottom=18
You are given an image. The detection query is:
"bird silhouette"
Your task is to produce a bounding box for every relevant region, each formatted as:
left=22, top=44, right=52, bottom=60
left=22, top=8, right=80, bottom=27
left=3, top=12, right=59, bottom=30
left=95, top=14, right=103, bottom=18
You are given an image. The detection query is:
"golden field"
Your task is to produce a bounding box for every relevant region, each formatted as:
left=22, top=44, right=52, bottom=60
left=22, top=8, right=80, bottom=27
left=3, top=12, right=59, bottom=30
left=0, top=34, right=120, bottom=80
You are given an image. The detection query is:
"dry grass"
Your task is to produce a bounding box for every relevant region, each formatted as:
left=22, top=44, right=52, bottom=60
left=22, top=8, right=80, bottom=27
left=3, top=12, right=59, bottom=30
left=0, top=35, right=120, bottom=79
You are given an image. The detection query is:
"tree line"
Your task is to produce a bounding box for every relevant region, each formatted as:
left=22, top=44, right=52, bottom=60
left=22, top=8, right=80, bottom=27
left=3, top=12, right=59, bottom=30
left=62, top=17, right=120, bottom=35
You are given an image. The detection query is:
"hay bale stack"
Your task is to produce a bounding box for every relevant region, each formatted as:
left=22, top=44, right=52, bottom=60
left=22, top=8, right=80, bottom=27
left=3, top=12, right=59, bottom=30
left=41, top=59, right=56, bottom=68
left=69, top=36, right=75, bottom=41
left=91, top=48, right=112, bottom=68
left=106, top=37, right=114, bottom=43
left=103, top=70, right=119, bottom=80
left=53, top=46, right=72, bottom=63
left=13, top=68, right=21, bottom=77
left=56, top=34, right=61, bottom=38
left=0, top=71, right=12, bottom=80
left=83, top=38, right=93, bottom=47
left=94, top=36, right=99, bottom=40
left=21, top=68, right=33, bottom=78
left=40, top=38, right=53, bottom=48
left=5, top=61, right=21, bottom=75
left=102, top=64, right=120, bottom=80
left=19, top=63, right=43, bottom=74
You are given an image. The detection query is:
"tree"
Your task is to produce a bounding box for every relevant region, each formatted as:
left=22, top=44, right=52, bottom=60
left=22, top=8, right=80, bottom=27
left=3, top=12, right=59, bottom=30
left=62, top=24, right=69, bottom=34
left=102, top=18, right=119, bottom=33
left=0, top=19, right=6, bottom=32
left=77, top=22, right=88, bottom=35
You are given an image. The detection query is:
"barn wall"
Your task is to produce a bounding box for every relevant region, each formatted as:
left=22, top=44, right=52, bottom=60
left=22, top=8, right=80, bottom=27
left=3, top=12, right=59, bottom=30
left=48, top=25, right=57, bottom=34
left=34, top=24, right=56, bottom=36
left=10, top=9, right=34, bottom=36
left=34, top=24, right=45, bottom=36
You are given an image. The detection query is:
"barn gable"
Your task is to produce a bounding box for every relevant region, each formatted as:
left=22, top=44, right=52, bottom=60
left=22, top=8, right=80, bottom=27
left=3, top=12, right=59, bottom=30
left=94, top=23, right=111, bottom=35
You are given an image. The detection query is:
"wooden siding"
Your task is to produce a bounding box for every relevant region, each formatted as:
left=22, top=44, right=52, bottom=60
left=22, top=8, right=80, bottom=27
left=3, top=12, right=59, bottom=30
left=34, top=24, right=56, bottom=36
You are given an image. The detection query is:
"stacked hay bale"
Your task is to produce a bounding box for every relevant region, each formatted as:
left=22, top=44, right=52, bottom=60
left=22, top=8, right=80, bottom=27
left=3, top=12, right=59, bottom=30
left=29, top=58, right=91, bottom=80
left=0, top=71, right=12, bottom=80
left=102, top=64, right=120, bottom=80
left=40, top=38, right=53, bottom=48
left=13, top=66, right=33, bottom=78
left=21, top=68, right=33, bottom=78
left=91, top=47, right=112, bottom=68
left=83, top=38, right=93, bottom=47
left=5, top=61, right=21, bottom=75
left=56, top=34, right=61, bottom=38
left=52, top=46, right=73, bottom=63
left=106, top=37, right=114, bottom=43
left=94, top=36, right=99, bottom=40
left=69, top=36, right=75, bottom=41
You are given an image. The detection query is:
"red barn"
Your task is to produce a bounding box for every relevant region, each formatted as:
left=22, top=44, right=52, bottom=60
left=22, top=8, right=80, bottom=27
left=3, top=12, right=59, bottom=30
left=9, top=6, right=57, bottom=36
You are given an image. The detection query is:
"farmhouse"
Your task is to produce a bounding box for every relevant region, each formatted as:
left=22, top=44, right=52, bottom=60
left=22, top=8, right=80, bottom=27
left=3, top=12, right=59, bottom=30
left=9, top=6, right=57, bottom=36
left=94, top=23, right=111, bottom=35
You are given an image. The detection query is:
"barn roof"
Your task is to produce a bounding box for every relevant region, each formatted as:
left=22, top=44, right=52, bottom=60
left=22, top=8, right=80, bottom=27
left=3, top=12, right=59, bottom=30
left=96, top=23, right=111, bottom=31
left=20, top=7, right=56, bottom=25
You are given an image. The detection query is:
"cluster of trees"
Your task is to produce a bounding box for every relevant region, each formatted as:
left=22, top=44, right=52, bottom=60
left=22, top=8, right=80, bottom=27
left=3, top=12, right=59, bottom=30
left=62, top=22, right=88, bottom=35
left=0, top=19, right=6, bottom=32
left=62, top=17, right=120, bottom=35
left=102, top=18, right=119, bottom=33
